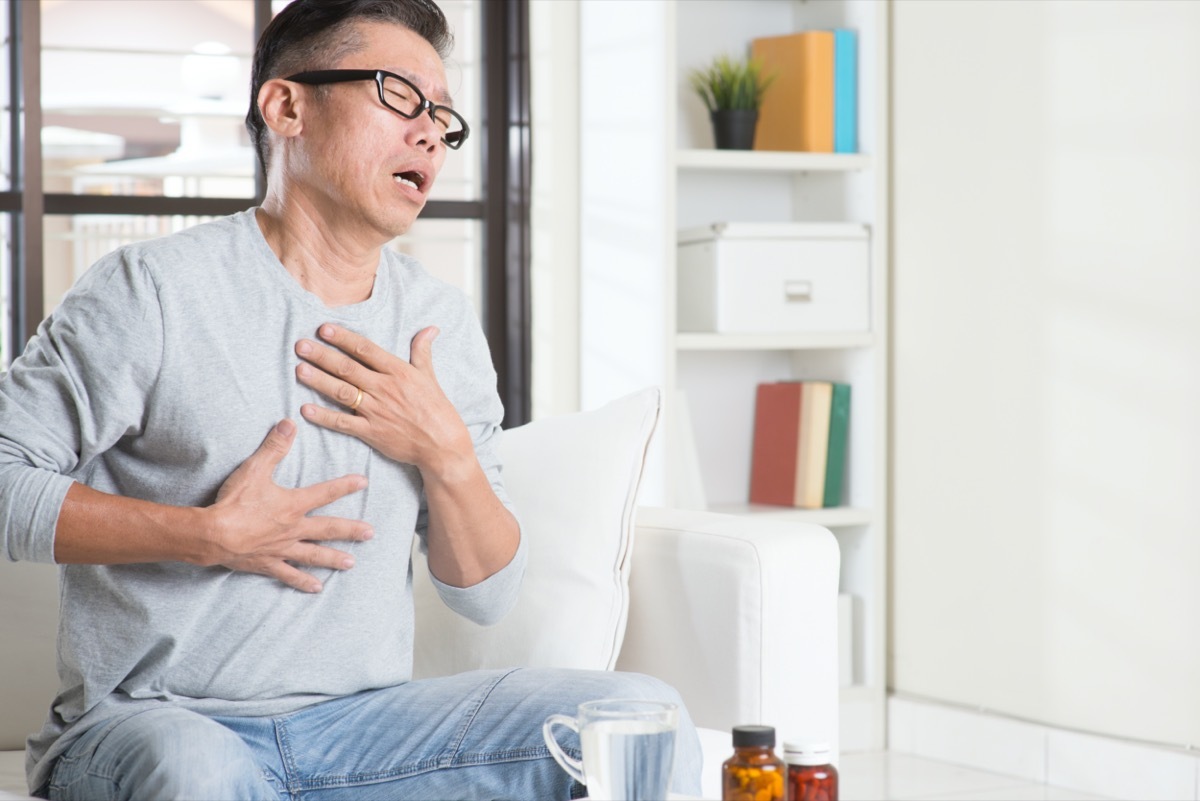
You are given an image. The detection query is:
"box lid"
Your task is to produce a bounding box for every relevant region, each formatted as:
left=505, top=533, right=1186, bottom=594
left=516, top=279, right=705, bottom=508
left=677, top=221, right=869, bottom=246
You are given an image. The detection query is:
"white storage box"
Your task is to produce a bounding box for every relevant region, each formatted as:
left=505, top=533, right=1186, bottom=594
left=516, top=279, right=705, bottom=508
left=677, top=222, right=870, bottom=334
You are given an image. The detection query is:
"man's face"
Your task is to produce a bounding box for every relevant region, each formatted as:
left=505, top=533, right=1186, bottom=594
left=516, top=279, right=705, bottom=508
left=290, top=21, right=452, bottom=242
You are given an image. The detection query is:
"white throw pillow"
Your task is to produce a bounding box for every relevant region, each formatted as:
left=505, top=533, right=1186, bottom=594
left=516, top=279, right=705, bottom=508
left=411, top=387, right=662, bottom=675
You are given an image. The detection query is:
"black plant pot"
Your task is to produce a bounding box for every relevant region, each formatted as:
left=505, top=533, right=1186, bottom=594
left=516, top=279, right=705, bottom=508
left=710, top=109, right=758, bottom=150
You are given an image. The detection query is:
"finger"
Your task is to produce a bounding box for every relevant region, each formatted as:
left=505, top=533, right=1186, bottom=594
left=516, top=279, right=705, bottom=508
left=242, top=419, right=296, bottom=479
left=296, top=361, right=363, bottom=410
left=296, top=336, right=370, bottom=391
left=292, top=473, right=370, bottom=513
left=300, top=401, right=366, bottom=435
left=297, top=515, right=374, bottom=546
left=409, top=326, right=439, bottom=373
left=285, top=541, right=358, bottom=571
left=263, top=562, right=324, bottom=594
left=317, top=323, right=396, bottom=373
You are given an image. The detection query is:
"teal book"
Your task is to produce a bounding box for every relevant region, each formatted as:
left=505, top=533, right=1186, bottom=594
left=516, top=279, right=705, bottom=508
left=823, top=382, right=851, bottom=507
left=833, top=29, right=858, bottom=153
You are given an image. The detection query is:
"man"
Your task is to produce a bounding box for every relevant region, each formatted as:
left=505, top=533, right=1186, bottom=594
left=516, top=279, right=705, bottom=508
left=0, top=1, right=701, bottom=798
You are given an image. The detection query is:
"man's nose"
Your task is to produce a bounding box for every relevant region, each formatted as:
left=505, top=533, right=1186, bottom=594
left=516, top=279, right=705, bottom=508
left=406, top=108, right=443, bottom=151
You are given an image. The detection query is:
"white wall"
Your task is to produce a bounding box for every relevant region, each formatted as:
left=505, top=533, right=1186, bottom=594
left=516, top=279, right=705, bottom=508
left=891, top=0, right=1200, bottom=748
left=575, top=0, right=673, bottom=504
left=529, top=0, right=581, bottom=419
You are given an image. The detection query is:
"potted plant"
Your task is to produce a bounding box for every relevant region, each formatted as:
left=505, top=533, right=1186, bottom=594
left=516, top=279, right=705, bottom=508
left=689, top=53, right=775, bottom=150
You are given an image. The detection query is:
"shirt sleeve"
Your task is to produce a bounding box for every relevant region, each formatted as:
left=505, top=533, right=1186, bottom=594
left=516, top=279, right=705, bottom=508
left=412, top=287, right=527, bottom=626
left=426, top=530, right=528, bottom=627
left=0, top=251, right=164, bottom=563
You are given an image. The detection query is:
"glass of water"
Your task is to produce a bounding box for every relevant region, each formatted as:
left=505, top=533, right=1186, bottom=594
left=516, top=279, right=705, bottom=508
left=543, top=698, right=679, bottom=801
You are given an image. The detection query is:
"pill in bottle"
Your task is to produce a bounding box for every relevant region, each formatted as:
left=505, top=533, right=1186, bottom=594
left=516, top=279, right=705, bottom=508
left=721, top=724, right=786, bottom=801
left=783, top=741, right=838, bottom=801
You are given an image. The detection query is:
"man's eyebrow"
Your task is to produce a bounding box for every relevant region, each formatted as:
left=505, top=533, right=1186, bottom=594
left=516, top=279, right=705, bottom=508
left=392, top=68, right=454, bottom=106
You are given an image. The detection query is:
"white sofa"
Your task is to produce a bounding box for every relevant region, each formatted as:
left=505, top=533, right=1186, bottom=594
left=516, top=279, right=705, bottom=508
left=0, top=391, right=839, bottom=799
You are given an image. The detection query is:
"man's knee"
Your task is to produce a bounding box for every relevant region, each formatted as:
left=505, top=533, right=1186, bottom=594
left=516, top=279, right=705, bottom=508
left=511, top=668, right=683, bottom=708
left=599, top=671, right=686, bottom=705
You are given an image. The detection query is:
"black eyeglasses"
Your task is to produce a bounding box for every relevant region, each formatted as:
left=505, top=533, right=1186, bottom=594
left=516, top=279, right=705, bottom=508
left=286, top=69, right=470, bottom=150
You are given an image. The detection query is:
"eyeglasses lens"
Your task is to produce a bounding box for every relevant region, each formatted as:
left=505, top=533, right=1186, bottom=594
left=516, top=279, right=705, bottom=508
left=382, top=75, right=465, bottom=146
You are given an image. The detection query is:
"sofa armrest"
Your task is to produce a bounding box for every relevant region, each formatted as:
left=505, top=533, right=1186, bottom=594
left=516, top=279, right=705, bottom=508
left=616, top=506, right=841, bottom=758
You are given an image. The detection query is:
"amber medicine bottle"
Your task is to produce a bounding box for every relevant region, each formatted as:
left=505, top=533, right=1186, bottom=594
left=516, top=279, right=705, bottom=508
left=721, top=725, right=786, bottom=801
left=784, top=741, right=838, bottom=801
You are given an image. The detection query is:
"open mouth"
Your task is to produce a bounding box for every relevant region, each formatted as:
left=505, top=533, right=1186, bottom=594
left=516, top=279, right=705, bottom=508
left=393, top=170, right=426, bottom=192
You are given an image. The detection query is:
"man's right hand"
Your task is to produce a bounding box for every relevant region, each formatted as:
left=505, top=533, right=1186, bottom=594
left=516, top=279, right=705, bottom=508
left=205, top=419, right=372, bottom=593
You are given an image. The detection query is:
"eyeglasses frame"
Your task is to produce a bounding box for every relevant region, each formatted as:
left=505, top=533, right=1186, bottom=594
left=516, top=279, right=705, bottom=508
left=284, top=68, right=470, bottom=150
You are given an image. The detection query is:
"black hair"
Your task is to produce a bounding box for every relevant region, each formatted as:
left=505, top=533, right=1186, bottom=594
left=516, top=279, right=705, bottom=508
left=245, top=0, right=453, bottom=172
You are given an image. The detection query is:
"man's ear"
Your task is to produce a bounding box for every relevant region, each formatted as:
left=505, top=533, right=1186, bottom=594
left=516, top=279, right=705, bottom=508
left=257, top=78, right=304, bottom=139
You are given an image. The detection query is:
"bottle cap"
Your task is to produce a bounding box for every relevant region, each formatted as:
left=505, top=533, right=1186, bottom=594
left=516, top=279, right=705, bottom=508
left=783, top=741, right=832, bottom=766
left=732, top=725, right=776, bottom=748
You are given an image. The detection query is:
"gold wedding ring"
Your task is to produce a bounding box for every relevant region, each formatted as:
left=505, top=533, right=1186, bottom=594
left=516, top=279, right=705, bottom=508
left=349, top=387, right=364, bottom=412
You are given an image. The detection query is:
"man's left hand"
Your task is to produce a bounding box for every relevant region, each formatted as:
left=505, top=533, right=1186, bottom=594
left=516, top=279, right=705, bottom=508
left=294, top=324, right=473, bottom=474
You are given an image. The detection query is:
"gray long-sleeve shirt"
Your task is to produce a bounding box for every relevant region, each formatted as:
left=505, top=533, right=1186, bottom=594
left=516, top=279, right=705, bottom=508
left=0, top=209, right=526, bottom=793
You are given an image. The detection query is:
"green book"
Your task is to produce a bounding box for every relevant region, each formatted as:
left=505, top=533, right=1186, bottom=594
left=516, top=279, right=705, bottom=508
left=823, top=383, right=851, bottom=507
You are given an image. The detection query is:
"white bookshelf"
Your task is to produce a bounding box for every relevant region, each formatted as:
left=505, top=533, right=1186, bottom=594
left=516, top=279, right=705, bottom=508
left=676, top=148, right=871, bottom=173
left=580, top=0, right=889, bottom=752
left=675, top=332, right=877, bottom=351
left=708, top=504, right=876, bottom=528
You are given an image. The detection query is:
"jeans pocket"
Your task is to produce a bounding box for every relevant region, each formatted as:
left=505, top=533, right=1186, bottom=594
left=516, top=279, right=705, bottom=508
left=48, top=754, right=116, bottom=801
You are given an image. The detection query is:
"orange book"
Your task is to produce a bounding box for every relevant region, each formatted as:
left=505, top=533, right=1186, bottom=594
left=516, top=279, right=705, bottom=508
left=752, top=31, right=835, bottom=152
left=748, top=382, right=803, bottom=506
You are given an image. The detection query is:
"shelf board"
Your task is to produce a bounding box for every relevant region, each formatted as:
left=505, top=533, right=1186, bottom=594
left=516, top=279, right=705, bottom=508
left=707, top=504, right=875, bottom=528
left=675, top=331, right=875, bottom=351
left=676, top=148, right=871, bottom=173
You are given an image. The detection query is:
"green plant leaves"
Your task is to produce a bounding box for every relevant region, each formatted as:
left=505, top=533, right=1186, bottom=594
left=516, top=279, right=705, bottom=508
left=689, top=54, right=775, bottom=112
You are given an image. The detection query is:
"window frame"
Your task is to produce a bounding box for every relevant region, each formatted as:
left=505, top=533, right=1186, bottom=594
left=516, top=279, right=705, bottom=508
left=2, top=0, right=531, bottom=426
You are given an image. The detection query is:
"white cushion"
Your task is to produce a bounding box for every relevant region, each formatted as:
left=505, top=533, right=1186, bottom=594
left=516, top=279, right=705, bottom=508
left=0, top=749, right=31, bottom=799
left=411, top=387, right=662, bottom=676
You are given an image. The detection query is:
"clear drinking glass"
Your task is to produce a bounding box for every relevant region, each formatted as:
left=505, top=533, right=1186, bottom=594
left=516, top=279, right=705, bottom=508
left=543, top=698, right=679, bottom=801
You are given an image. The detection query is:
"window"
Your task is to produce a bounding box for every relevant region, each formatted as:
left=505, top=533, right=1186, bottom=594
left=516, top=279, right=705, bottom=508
left=1, top=0, right=530, bottom=425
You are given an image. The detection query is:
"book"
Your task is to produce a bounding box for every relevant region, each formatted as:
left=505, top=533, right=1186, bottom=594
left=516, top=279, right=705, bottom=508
left=794, top=381, right=834, bottom=508
left=833, top=29, right=858, bottom=153
left=748, top=382, right=804, bottom=506
left=751, top=30, right=835, bottom=152
left=749, top=380, right=851, bottom=508
left=823, top=382, right=851, bottom=507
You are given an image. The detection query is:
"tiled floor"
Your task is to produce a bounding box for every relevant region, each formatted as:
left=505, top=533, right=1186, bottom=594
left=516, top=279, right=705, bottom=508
left=841, top=751, right=1113, bottom=801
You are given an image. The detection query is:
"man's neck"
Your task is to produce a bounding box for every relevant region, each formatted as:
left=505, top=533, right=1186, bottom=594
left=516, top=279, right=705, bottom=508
left=255, top=196, right=382, bottom=307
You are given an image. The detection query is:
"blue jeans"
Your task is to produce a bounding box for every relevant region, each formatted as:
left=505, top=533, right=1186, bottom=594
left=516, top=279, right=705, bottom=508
left=47, top=668, right=702, bottom=800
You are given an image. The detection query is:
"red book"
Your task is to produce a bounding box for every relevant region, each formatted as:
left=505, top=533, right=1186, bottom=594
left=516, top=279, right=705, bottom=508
left=749, top=382, right=803, bottom=506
